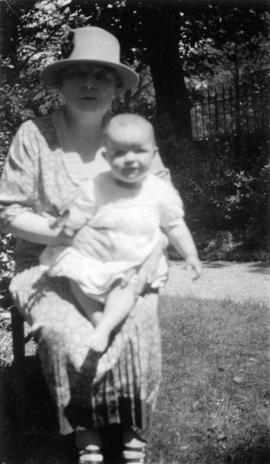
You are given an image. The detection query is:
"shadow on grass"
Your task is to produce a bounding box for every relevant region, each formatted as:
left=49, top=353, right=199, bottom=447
left=197, top=431, right=270, bottom=464
left=0, top=357, right=63, bottom=463
left=224, top=440, right=270, bottom=464
left=170, top=260, right=232, bottom=269
left=245, top=262, right=270, bottom=275
left=175, top=438, right=270, bottom=464
left=203, top=261, right=270, bottom=274
left=1, top=357, right=125, bottom=464
left=1, top=433, right=76, bottom=464
left=174, top=259, right=270, bottom=275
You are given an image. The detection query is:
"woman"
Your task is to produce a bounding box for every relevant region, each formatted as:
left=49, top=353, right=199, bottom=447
left=0, top=27, right=170, bottom=463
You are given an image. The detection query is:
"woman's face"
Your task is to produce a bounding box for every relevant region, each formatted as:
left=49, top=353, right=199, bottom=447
left=59, top=64, right=121, bottom=113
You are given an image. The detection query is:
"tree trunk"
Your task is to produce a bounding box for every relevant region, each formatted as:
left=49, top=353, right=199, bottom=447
left=0, top=0, right=35, bottom=82
left=139, top=1, right=192, bottom=141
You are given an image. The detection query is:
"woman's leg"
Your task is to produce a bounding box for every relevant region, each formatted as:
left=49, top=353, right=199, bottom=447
left=13, top=268, right=161, bottom=458
left=26, top=274, right=105, bottom=460
left=18, top=273, right=101, bottom=431
left=75, top=428, right=103, bottom=463
left=122, top=429, right=146, bottom=463
left=96, top=291, right=161, bottom=460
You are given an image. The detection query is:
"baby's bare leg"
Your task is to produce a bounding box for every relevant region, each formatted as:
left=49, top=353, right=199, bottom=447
left=89, top=279, right=138, bottom=353
left=69, top=281, right=103, bottom=326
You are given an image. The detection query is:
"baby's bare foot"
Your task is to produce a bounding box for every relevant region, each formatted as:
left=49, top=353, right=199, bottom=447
left=89, top=328, right=110, bottom=353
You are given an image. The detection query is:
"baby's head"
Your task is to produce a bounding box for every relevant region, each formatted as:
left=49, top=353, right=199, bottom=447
left=102, top=114, right=157, bottom=185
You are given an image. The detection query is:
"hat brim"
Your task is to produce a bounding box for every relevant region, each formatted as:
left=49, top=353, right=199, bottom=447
left=41, top=59, right=139, bottom=92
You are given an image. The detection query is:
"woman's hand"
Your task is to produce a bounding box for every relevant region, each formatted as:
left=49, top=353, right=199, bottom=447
left=71, top=224, right=113, bottom=261
left=9, top=266, right=45, bottom=311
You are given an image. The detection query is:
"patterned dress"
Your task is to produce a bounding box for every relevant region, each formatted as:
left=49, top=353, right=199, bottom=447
left=0, top=109, right=169, bottom=439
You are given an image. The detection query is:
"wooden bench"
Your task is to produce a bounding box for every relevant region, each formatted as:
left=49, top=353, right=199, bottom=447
left=10, top=306, right=28, bottom=411
left=10, top=306, right=57, bottom=428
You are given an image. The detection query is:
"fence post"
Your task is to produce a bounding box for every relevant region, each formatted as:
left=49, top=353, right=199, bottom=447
left=222, top=86, right=226, bottom=135
left=229, top=86, right=234, bottom=134
left=214, top=89, right=218, bottom=135
left=244, top=82, right=249, bottom=133
left=207, top=89, right=212, bottom=139
left=190, top=74, right=265, bottom=141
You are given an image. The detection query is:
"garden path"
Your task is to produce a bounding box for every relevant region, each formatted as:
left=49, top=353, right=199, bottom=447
left=162, top=261, right=269, bottom=304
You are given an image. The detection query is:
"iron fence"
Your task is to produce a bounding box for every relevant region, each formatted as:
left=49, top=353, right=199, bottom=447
left=190, top=77, right=269, bottom=141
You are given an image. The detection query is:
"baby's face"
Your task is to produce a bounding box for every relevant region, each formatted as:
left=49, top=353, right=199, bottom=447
left=104, top=125, right=156, bottom=185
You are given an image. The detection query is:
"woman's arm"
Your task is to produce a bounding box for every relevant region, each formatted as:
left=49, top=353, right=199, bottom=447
left=0, top=122, right=44, bottom=235
left=8, top=210, right=114, bottom=260
left=7, top=212, right=72, bottom=246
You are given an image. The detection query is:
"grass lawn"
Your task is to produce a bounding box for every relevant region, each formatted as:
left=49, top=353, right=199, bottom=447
left=0, top=296, right=269, bottom=464
left=148, top=296, right=269, bottom=464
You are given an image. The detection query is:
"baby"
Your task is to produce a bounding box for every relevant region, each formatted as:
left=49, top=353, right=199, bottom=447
left=41, top=114, right=202, bottom=352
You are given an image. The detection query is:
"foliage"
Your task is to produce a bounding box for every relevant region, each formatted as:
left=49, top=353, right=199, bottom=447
left=179, top=2, right=269, bottom=79
left=0, top=233, right=15, bottom=311
left=1, top=0, right=268, bottom=140
left=155, top=116, right=269, bottom=259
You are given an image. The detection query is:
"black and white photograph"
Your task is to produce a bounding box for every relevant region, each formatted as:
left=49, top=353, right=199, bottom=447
left=0, top=1, right=269, bottom=463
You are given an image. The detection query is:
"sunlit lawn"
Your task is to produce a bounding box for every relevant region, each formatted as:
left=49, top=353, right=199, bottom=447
left=0, top=296, right=269, bottom=463
left=149, top=296, right=269, bottom=464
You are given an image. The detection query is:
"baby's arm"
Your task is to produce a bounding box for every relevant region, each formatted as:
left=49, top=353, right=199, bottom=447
left=166, top=220, right=202, bottom=279
left=158, top=178, right=202, bottom=279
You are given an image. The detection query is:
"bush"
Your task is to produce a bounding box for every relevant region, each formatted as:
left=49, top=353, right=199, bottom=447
left=154, top=116, right=269, bottom=259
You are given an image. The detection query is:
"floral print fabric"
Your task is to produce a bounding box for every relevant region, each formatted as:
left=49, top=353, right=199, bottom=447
left=0, top=111, right=163, bottom=437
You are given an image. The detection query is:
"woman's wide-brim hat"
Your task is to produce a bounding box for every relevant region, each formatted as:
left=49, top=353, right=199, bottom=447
left=41, top=26, right=139, bottom=92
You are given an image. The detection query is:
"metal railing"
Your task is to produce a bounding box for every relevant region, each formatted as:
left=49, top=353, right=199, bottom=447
left=190, top=77, right=269, bottom=141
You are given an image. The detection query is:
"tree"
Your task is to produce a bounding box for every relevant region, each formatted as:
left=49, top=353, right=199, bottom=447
left=0, top=0, right=268, bottom=146
left=134, top=1, right=192, bottom=139
left=68, top=0, right=269, bottom=142
left=68, top=0, right=192, bottom=139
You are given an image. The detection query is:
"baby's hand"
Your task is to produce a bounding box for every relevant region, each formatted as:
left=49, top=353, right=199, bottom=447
left=186, top=255, right=202, bottom=280
left=64, top=208, right=87, bottom=234
left=51, top=208, right=86, bottom=238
